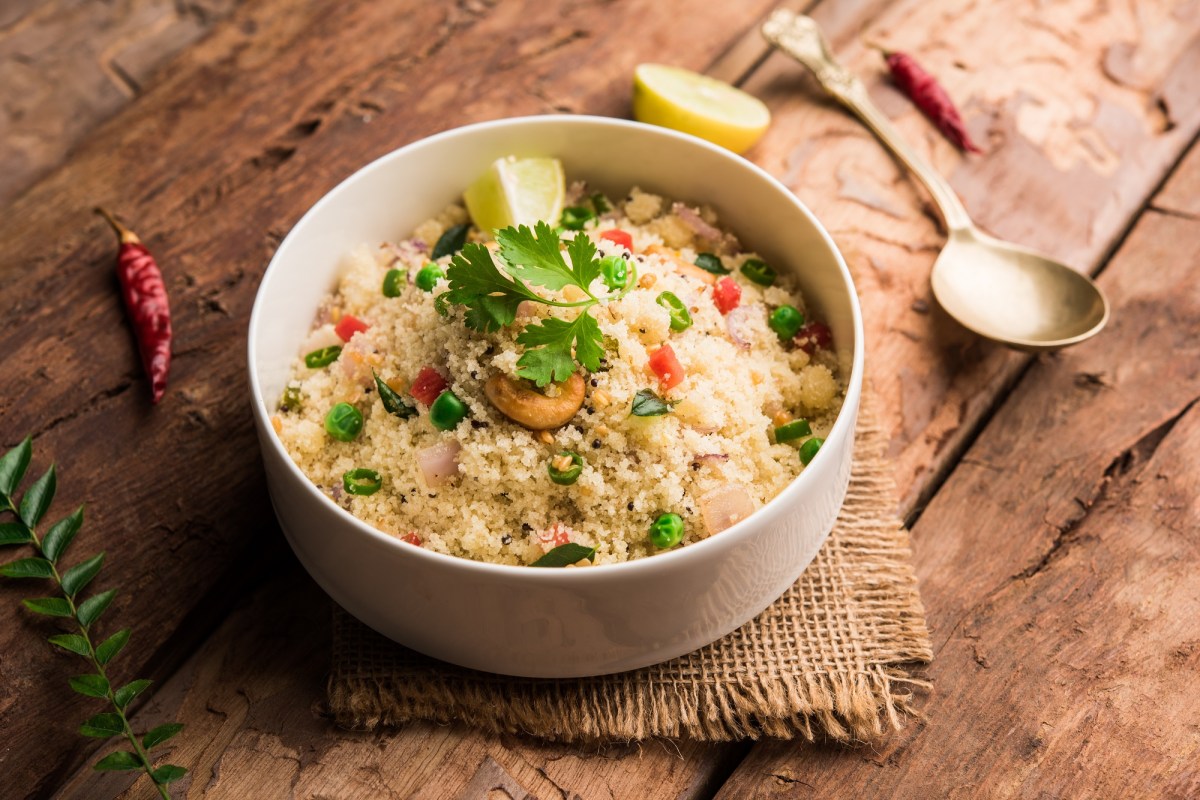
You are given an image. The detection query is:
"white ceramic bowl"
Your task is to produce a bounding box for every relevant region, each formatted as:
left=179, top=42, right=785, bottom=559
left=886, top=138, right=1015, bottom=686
left=248, top=115, right=863, bottom=678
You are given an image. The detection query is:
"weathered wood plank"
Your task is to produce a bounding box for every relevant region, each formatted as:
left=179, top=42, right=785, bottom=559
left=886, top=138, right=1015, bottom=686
left=714, top=148, right=1200, bottom=798
left=0, top=0, right=243, bottom=208
left=740, top=0, right=1200, bottom=513
left=0, top=0, right=782, bottom=797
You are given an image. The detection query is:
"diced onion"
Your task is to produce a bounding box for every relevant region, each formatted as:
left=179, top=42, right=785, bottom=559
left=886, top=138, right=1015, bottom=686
left=302, top=323, right=342, bottom=354
left=417, top=440, right=461, bottom=487
left=699, top=483, right=756, bottom=536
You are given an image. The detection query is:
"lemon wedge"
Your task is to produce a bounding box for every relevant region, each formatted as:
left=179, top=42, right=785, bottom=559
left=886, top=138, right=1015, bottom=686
left=464, top=156, right=566, bottom=233
left=632, top=64, right=771, bottom=154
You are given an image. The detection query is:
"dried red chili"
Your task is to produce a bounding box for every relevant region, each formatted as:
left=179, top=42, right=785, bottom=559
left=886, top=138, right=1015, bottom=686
left=95, top=208, right=172, bottom=404
left=884, top=52, right=982, bottom=154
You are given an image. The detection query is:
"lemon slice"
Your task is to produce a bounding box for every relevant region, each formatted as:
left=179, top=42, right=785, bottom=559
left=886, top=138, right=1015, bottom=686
left=632, top=64, right=771, bottom=154
left=464, top=156, right=566, bottom=233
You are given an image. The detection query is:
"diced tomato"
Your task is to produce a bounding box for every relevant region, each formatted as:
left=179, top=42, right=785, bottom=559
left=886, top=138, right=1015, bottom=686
left=401, top=531, right=423, bottom=546
left=712, top=276, right=741, bottom=315
left=334, top=314, right=369, bottom=342
left=794, top=321, right=833, bottom=354
left=538, top=522, right=573, bottom=549
left=648, top=344, right=685, bottom=390
left=410, top=366, right=447, bottom=406
left=599, top=229, right=634, bottom=251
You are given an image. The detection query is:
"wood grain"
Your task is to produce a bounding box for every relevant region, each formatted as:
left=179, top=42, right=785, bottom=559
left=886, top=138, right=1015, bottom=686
left=0, top=0, right=243, bottom=208
left=714, top=147, right=1200, bottom=799
left=0, top=0, right=779, bottom=797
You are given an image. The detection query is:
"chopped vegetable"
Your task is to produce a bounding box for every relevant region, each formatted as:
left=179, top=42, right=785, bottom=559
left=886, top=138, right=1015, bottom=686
left=539, top=522, right=574, bottom=548
left=430, top=390, right=468, bottom=430
left=324, top=402, right=363, bottom=442
left=343, top=468, right=382, bottom=496
left=649, top=513, right=684, bottom=549
left=590, top=192, right=610, bottom=214
left=560, top=206, right=595, bottom=230
left=373, top=370, right=416, bottom=418
left=694, top=252, right=729, bottom=275
left=304, top=346, right=342, bottom=368
left=631, top=388, right=673, bottom=416
left=335, top=314, right=369, bottom=342
left=648, top=344, right=685, bottom=390
left=410, top=366, right=447, bottom=406
left=547, top=451, right=584, bottom=485
left=401, top=531, right=423, bottom=546
left=712, top=276, right=741, bottom=314
left=768, top=305, right=805, bottom=341
left=531, top=542, right=597, bottom=567
left=279, top=384, right=303, bottom=412
left=794, top=320, right=833, bottom=354
left=740, top=258, right=776, bottom=286
left=656, top=291, right=693, bottom=331
left=382, top=268, right=405, bottom=297
left=724, top=304, right=756, bottom=350
left=415, top=263, right=445, bottom=292
left=599, top=255, right=629, bottom=291
left=799, top=437, right=824, bottom=465
left=431, top=223, right=471, bottom=259
left=417, top=440, right=460, bottom=486
left=774, top=418, right=812, bottom=442
left=599, top=228, right=633, bottom=251
left=698, top=483, right=755, bottom=535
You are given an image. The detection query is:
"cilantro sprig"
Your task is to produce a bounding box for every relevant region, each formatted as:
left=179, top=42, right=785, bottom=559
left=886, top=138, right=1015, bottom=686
left=441, top=222, right=632, bottom=387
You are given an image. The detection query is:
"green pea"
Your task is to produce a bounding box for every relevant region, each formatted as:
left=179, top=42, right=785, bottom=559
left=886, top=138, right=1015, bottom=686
left=768, top=305, right=805, bottom=341
left=799, top=437, right=824, bottom=466
left=649, top=513, right=684, bottom=549
left=304, top=346, right=342, bottom=369
left=325, top=402, right=363, bottom=442
left=600, top=255, right=629, bottom=291
left=343, top=468, right=382, bottom=496
left=741, top=258, right=776, bottom=287
left=382, top=268, right=405, bottom=297
left=429, top=390, right=467, bottom=431
left=694, top=252, right=729, bottom=275
left=560, top=206, right=595, bottom=231
left=656, top=291, right=693, bottom=332
left=415, top=263, right=445, bottom=292
left=774, top=419, right=812, bottom=443
left=547, top=451, right=584, bottom=485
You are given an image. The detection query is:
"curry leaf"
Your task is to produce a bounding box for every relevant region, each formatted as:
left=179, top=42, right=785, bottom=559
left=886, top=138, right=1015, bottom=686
left=531, top=542, right=597, bottom=567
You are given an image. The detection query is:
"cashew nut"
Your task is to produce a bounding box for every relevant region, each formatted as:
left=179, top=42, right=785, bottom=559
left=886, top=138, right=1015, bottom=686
left=485, top=373, right=585, bottom=430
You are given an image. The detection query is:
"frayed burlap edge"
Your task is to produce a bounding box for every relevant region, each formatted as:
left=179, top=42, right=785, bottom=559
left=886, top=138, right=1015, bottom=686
left=328, top=398, right=932, bottom=743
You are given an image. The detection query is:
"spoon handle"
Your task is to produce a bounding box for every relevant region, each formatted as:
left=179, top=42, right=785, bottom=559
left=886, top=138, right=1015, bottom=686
left=762, top=10, right=974, bottom=233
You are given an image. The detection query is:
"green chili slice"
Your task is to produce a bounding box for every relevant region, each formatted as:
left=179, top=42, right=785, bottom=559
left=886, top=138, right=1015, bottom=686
left=560, top=206, right=595, bottom=231
left=600, top=255, right=629, bottom=291
left=343, top=468, right=382, bottom=496
left=799, top=437, right=824, bottom=465
left=548, top=451, right=584, bottom=485
left=740, top=258, right=776, bottom=286
left=774, top=419, right=812, bottom=443
left=305, top=346, right=342, bottom=369
left=656, top=291, right=693, bottom=332
left=382, top=268, right=405, bottom=297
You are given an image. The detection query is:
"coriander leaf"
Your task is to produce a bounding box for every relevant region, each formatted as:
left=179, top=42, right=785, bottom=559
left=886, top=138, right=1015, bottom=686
left=531, top=542, right=597, bottom=567
left=496, top=223, right=579, bottom=291
left=516, top=312, right=604, bottom=385
left=516, top=348, right=576, bottom=388
left=631, top=388, right=674, bottom=417
left=566, top=232, right=602, bottom=288
left=0, top=436, right=32, bottom=499
left=143, top=723, right=184, bottom=749
left=431, top=223, right=469, bottom=259
left=444, top=242, right=540, bottom=332
left=95, top=750, right=142, bottom=771
left=23, top=597, right=73, bottom=617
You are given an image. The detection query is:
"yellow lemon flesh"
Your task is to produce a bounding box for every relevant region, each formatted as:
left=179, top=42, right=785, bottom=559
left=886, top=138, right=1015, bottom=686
left=464, top=156, right=566, bottom=234
left=632, top=63, right=771, bottom=154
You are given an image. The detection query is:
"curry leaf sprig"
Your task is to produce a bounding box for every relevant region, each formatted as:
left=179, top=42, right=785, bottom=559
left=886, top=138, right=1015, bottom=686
left=0, top=437, right=187, bottom=799
left=439, top=222, right=629, bottom=387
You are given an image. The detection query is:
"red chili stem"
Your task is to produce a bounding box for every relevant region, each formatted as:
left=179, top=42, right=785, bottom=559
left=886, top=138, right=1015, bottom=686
left=884, top=51, right=982, bottom=154
left=95, top=208, right=172, bottom=404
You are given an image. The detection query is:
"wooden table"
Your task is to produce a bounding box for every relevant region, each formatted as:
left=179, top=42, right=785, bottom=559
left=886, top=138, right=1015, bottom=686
left=2, top=1, right=1198, bottom=797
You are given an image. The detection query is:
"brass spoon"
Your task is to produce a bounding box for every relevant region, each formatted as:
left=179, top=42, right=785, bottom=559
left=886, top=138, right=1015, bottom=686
left=762, top=11, right=1108, bottom=351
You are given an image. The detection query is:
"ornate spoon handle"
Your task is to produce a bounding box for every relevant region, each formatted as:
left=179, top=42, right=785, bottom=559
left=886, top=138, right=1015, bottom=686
left=761, top=10, right=973, bottom=233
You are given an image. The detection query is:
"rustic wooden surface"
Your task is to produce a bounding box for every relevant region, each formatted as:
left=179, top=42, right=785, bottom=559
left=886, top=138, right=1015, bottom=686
left=1, top=0, right=1198, bottom=798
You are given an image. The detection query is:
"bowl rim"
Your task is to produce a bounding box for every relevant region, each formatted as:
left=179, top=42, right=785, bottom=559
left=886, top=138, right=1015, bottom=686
left=248, top=113, right=865, bottom=581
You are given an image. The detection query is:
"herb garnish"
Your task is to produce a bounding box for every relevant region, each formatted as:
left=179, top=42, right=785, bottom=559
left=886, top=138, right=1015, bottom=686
left=373, top=370, right=417, bottom=418
left=0, top=437, right=188, bottom=798
left=531, top=542, right=597, bottom=567
left=441, top=222, right=634, bottom=387
left=431, top=223, right=470, bottom=259
left=631, top=388, right=675, bottom=417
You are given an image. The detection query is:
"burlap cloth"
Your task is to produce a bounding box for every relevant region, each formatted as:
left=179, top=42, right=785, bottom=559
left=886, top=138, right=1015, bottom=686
left=328, top=402, right=932, bottom=742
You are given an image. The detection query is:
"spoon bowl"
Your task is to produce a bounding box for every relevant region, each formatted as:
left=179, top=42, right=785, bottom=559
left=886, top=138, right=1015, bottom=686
left=931, top=228, right=1109, bottom=351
